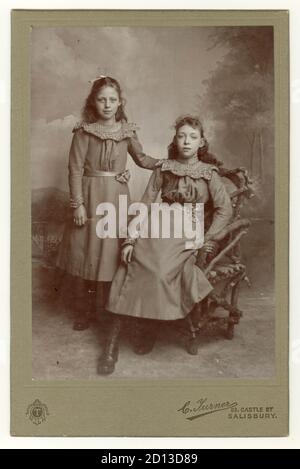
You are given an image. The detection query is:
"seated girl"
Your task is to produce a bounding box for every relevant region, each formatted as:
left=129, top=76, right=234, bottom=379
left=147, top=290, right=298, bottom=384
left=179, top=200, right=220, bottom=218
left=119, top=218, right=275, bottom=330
left=98, top=115, right=233, bottom=375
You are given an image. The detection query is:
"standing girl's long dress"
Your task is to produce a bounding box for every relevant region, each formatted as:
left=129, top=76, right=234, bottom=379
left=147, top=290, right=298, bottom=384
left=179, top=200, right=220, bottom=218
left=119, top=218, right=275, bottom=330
left=56, top=121, right=159, bottom=285
left=107, top=158, right=233, bottom=320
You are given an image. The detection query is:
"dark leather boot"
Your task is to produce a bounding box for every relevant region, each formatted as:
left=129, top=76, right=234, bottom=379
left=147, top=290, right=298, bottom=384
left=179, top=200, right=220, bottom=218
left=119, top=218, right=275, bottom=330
left=185, top=313, right=199, bottom=356
left=73, top=311, right=91, bottom=331
left=132, top=318, right=157, bottom=355
left=72, top=279, right=96, bottom=331
left=97, top=315, right=122, bottom=375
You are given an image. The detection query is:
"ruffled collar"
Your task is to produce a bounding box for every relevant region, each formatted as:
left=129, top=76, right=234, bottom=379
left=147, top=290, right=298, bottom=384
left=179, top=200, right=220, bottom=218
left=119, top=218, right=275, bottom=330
left=73, top=121, right=139, bottom=141
left=161, top=159, right=219, bottom=180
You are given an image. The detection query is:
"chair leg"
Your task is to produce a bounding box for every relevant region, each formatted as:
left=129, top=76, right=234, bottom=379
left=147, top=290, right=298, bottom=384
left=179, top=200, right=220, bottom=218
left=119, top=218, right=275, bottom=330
left=226, top=321, right=235, bottom=340
left=226, top=275, right=242, bottom=340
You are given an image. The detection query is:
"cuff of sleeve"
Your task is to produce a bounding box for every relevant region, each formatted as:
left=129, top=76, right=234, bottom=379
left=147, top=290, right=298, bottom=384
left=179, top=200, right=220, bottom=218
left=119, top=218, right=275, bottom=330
left=121, top=238, right=137, bottom=247
left=70, top=197, right=84, bottom=209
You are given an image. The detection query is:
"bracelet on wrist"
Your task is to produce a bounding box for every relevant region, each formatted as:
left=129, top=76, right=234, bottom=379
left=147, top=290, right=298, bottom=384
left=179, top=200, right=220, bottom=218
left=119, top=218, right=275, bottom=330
left=70, top=197, right=84, bottom=209
left=122, top=238, right=137, bottom=247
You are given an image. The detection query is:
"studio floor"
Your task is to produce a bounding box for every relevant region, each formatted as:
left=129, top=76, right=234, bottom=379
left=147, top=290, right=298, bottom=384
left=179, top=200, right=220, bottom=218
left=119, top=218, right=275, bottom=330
left=32, top=261, right=275, bottom=380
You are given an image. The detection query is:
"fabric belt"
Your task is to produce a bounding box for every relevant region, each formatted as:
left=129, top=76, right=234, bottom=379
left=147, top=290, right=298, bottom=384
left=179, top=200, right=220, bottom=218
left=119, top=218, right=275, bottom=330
left=83, top=170, right=118, bottom=177
left=83, top=169, right=131, bottom=183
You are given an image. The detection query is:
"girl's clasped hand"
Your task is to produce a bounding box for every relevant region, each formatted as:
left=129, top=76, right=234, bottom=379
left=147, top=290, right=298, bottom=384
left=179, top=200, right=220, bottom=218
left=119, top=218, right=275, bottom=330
left=73, top=205, right=87, bottom=226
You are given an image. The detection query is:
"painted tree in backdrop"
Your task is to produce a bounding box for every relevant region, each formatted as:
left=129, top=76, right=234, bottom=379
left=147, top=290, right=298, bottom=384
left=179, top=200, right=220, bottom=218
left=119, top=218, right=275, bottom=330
left=200, top=27, right=274, bottom=182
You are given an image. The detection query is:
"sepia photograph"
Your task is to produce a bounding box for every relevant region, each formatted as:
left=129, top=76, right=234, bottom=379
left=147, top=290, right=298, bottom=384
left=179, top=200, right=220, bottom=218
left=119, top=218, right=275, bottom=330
left=9, top=7, right=290, bottom=438
left=30, top=24, right=276, bottom=380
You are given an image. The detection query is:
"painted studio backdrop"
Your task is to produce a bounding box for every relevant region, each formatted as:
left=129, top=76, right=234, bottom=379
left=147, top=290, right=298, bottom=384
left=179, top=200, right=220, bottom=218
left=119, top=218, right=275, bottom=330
left=31, top=26, right=275, bottom=379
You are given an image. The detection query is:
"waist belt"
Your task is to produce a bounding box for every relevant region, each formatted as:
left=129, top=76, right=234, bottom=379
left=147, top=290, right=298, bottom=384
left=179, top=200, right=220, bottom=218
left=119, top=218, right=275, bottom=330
left=84, top=170, right=118, bottom=177
left=161, top=197, right=185, bottom=206
left=83, top=169, right=130, bottom=183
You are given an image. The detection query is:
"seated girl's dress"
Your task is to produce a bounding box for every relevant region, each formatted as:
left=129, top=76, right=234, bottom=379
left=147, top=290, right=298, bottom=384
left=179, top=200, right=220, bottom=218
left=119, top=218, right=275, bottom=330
left=107, top=157, right=233, bottom=321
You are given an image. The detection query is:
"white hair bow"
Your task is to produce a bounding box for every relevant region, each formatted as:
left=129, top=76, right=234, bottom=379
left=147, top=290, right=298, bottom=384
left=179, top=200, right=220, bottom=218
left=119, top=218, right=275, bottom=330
left=88, top=75, right=107, bottom=84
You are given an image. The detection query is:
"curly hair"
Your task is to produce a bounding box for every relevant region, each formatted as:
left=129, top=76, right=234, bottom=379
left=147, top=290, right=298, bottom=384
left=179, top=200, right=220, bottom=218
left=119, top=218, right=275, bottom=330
left=82, top=76, right=128, bottom=123
left=168, top=115, right=223, bottom=167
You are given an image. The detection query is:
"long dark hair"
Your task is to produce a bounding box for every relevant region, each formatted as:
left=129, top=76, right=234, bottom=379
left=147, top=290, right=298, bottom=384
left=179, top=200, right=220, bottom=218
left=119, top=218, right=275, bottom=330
left=168, top=115, right=223, bottom=167
left=82, top=76, right=128, bottom=123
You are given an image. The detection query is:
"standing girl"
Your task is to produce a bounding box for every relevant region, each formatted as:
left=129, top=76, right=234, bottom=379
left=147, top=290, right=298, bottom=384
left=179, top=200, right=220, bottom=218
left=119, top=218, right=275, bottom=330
left=56, top=76, right=161, bottom=330
left=98, top=115, right=233, bottom=375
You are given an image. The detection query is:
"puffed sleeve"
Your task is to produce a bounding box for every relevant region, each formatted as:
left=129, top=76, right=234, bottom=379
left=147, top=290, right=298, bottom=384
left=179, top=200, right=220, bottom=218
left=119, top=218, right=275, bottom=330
left=126, top=168, right=163, bottom=239
left=68, top=128, right=89, bottom=208
left=205, top=170, right=233, bottom=240
left=140, top=168, right=163, bottom=206
left=127, top=131, right=160, bottom=170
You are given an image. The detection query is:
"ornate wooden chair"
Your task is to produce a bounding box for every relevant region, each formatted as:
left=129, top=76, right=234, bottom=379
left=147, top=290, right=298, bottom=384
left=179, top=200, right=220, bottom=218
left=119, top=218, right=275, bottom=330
left=183, top=166, right=255, bottom=355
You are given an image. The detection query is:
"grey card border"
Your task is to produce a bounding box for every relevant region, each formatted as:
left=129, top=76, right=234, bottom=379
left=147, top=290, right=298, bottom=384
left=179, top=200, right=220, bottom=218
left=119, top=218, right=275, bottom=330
left=11, top=9, right=289, bottom=436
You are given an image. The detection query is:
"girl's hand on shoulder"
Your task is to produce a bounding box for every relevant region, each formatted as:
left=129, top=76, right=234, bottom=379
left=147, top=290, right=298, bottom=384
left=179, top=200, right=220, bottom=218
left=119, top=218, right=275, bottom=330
left=154, top=159, right=165, bottom=167
left=121, top=245, right=134, bottom=265
left=73, top=205, right=87, bottom=226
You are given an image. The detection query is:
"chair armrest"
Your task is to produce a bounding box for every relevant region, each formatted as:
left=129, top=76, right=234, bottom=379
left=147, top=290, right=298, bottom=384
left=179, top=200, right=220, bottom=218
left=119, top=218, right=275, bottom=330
left=195, top=219, right=251, bottom=271
left=204, top=229, right=249, bottom=274
left=205, top=218, right=251, bottom=243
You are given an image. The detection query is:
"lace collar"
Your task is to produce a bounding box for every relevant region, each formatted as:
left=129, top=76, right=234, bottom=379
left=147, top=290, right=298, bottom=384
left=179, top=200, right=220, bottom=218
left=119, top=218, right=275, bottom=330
left=73, top=121, right=139, bottom=141
left=161, top=159, right=219, bottom=180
